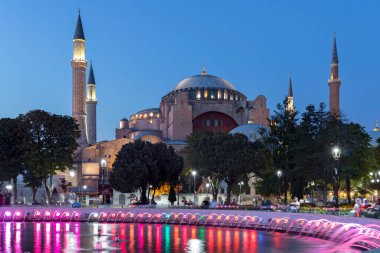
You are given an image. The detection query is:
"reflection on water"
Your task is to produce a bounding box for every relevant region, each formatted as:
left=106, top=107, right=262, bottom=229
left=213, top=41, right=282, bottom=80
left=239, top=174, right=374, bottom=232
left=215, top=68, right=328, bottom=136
left=0, top=222, right=353, bottom=252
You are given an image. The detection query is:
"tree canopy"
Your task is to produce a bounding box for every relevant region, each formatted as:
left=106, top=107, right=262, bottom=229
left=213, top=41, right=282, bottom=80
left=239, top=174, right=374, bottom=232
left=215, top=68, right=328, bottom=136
left=110, top=140, right=184, bottom=204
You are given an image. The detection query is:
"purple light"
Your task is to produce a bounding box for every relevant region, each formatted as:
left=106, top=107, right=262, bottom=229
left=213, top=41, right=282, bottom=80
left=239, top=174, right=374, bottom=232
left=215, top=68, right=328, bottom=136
left=15, top=211, right=21, bottom=217
left=5, top=211, right=11, bottom=217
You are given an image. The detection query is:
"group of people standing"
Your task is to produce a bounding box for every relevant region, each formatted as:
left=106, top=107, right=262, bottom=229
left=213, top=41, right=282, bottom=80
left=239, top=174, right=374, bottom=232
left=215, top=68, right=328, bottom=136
left=352, top=198, right=380, bottom=217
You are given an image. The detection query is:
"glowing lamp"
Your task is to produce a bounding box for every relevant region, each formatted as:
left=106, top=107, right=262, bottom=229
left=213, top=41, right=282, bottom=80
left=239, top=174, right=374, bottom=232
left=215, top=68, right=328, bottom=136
left=111, top=214, right=115, bottom=217
left=183, top=215, right=187, bottom=219
left=217, top=216, right=221, bottom=220
left=148, top=214, right=152, bottom=218
left=56, top=212, right=61, bottom=217
left=191, top=215, right=195, bottom=220
left=5, top=211, right=11, bottom=217
left=75, top=212, right=80, bottom=217
left=234, top=216, right=239, bottom=221
left=251, top=218, right=256, bottom=222
left=226, top=216, right=230, bottom=221
left=15, top=211, right=21, bottom=217
left=208, top=216, right=213, bottom=220
left=102, top=213, right=107, bottom=218
left=130, top=214, right=135, bottom=217
left=165, top=214, right=169, bottom=219
left=65, top=213, right=70, bottom=217
left=35, top=211, right=41, bottom=216
left=45, top=211, right=51, bottom=216
left=174, top=214, right=178, bottom=219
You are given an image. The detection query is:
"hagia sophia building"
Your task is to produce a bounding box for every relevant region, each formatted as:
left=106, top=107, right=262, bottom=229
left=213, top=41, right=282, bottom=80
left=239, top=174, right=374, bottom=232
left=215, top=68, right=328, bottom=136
left=67, top=12, right=342, bottom=204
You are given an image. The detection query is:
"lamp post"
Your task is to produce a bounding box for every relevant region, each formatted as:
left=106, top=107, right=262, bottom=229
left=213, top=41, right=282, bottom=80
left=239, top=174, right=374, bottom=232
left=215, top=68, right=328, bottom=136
left=82, top=185, right=87, bottom=205
left=206, top=183, right=210, bottom=199
left=100, top=159, right=106, bottom=204
left=332, top=146, right=341, bottom=213
left=276, top=170, right=282, bottom=203
left=238, top=181, right=244, bottom=204
left=177, top=176, right=180, bottom=206
left=6, top=184, right=13, bottom=205
left=192, top=171, right=197, bottom=203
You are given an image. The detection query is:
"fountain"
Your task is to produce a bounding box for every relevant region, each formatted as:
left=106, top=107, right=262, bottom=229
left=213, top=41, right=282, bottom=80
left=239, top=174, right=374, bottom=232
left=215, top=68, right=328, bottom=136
left=0, top=208, right=379, bottom=250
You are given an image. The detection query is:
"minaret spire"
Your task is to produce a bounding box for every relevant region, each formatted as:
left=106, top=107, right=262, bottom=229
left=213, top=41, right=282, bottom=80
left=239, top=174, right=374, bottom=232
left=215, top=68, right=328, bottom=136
left=328, top=33, right=341, bottom=118
left=74, top=9, right=85, bottom=40
left=286, top=76, right=294, bottom=112
left=86, top=61, right=97, bottom=145
left=288, top=76, right=293, bottom=97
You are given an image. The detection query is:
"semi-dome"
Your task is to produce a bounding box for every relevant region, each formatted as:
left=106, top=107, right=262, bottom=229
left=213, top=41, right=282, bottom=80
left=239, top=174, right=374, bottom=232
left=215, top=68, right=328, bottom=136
left=229, top=123, right=269, bottom=142
left=173, top=69, right=236, bottom=92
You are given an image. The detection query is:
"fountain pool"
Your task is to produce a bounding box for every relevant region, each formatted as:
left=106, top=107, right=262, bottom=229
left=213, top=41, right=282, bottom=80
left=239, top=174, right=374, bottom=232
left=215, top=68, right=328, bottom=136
left=0, top=222, right=362, bottom=252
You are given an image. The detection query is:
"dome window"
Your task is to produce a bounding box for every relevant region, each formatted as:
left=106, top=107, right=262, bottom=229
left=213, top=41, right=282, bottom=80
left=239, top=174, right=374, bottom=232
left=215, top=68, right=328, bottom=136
left=224, top=90, right=228, bottom=100
left=196, top=90, right=201, bottom=100
left=204, top=90, right=208, bottom=99
left=217, top=90, right=222, bottom=99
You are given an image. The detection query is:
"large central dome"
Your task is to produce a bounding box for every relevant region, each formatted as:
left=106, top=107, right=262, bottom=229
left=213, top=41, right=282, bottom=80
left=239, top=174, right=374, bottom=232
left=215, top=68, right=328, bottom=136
left=173, top=69, right=236, bottom=91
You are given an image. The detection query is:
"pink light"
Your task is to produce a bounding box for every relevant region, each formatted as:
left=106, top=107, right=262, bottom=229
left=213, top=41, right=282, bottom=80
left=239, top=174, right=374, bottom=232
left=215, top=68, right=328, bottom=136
left=35, top=211, right=41, bottom=216
left=191, top=215, right=195, bottom=220
left=56, top=212, right=61, bottom=217
left=234, top=216, right=239, bottom=221
left=5, top=211, right=11, bottom=217
left=251, top=218, right=256, bottom=222
left=226, top=216, right=230, bottom=221
left=130, top=214, right=135, bottom=217
left=45, top=211, right=51, bottom=216
left=65, top=212, right=70, bottom=217
left=217, top=216, right=222, bottom=220
left=121, top=214, right=125, bottom=218
left=102, top=213, right=107, bottom=218
left=15, top=211, right=21, bottom=217
left=208, top=216, right=213, bottom=220
left=75, top=212, right=80, bottom=217
left=174, top=214, right=178, bottom=219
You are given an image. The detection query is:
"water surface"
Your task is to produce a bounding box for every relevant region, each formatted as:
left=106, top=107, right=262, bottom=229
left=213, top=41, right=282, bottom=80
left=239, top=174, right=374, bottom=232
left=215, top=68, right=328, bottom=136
left=0, top=222, right=356, bottom=252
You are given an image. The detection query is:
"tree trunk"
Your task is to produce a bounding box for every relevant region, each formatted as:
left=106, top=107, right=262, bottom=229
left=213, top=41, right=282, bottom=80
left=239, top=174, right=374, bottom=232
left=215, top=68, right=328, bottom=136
left=140, top=187, right=148, bottom=204
left=284, top=181, right=288, bottom=205
left=32, top=188, right=37, bottom=202
left=345, top=177, right=351, bottom=205
left=226, top=183, right=232, bottom=204
left=12, top=176, right=18, bottom=203
left=151, top=189, right=156, bottom=203
left=43, top=179, right=51, bottom=204
left=212, top=186, right=218, bottom=201
left=322, top=183, right=327, bottom=205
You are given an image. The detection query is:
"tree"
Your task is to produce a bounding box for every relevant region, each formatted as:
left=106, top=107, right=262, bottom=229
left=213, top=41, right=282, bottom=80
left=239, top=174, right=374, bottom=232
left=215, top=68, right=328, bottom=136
left=110, top=140, right=184, bottom=204
left=22, top=168, right=43, bottom=202
left=19, top=110, right=80, bottom=203
left=262, top=98, right=299, bottom=204
left=187, top=131, right=266, bottom=203
left=0, top=118, right=25, bottom=203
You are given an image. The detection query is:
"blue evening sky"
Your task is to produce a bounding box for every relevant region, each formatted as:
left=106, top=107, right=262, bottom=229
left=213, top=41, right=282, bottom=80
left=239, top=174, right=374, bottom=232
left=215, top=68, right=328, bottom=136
left=0, top=1, right=379, bottom=141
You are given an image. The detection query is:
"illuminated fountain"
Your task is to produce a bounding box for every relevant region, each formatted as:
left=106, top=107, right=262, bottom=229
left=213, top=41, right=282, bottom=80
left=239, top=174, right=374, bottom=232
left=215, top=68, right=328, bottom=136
left=0, top=208, right=379, bottom=250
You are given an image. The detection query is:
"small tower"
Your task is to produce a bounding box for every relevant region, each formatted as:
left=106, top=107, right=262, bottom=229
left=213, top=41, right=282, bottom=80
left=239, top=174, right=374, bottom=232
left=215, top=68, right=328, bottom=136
left=86, top=62, right=97, bottom=145
left=72, top=10, right=88, bottom=146
left=328, top=34, right=341, bottom=118
left=286, top=76, right=294, bottom=113
left=374, top=120, right=380, bottom=132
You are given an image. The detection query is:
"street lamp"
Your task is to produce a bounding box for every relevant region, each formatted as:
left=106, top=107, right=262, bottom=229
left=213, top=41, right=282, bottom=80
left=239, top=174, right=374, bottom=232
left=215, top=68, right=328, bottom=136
left=238, top=181, right=244, bottom=204
left=177, top=176, right=181, bottom=206
left=100, top=159, right=106, bottom=204
left=69, top=170, right=75, bottom=178
left=276, top=170, right=282, bottom=203
left=192, top=171, right=197, bottom=203
left=82, top=185, right=87, bottom=204
left=332, top=146, right=341, bottom=212
left=5, top=184, right=12, bottom=191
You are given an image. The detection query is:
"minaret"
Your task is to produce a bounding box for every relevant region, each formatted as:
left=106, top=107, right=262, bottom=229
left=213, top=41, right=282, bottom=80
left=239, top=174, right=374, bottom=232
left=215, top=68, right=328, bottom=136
left=72, top=10, right=88, bottom=146
left=286, top=76, right=294, bottom=112
left=328, top=34, right=341, bottom=118
left=86, top=62, right=97, bottom=145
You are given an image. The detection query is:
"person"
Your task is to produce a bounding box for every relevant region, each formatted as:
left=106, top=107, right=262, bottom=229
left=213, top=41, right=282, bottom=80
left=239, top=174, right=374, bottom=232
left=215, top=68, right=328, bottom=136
left=181, top=197, right=187, bottom=206
left=353, top=198, right=362, bottom=217
left=187, top=199, right=193, bottom=206
left=231, top=198, right=237, bottom=205
left=360, top=198, right=371, bottom=214
left=288, top=197, right=300, bottom=212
